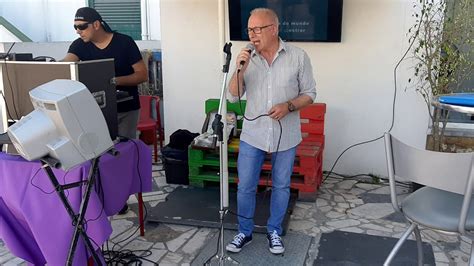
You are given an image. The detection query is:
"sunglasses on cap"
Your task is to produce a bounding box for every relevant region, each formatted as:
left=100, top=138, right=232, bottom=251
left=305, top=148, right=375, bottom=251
left=74, top=22, right=92, bottom=31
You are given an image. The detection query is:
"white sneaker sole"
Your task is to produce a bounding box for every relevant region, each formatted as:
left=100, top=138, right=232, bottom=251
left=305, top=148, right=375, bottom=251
left=269, top=247, right=285, bottom=254
left=226, top=240, right=252, bottom=253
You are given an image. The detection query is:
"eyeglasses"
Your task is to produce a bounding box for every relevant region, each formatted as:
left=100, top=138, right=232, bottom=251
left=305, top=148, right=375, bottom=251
left=74, top=22, right=92, bottom=31
left=247, top=24, right=273, bottom=35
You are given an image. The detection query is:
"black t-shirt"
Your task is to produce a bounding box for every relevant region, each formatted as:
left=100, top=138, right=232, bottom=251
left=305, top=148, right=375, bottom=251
left=68, top=32, right=142, bottom=112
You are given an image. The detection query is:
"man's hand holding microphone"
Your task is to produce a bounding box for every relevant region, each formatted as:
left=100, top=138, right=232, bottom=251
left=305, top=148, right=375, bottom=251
left=237, top=43, right=254, bottom=73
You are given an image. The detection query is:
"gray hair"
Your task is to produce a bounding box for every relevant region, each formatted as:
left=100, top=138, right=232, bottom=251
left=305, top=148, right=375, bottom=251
left=250, top=8, right=279, bottom=26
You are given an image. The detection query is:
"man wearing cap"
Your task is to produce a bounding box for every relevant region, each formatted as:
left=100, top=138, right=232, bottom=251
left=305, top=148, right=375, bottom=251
left=63, top=7, right=148, bottom=214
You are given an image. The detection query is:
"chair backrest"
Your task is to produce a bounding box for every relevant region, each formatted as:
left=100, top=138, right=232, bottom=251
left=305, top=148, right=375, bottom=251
left=384, top=132, right=474, bottom=195
left=139, top=95, right=160, bottom=124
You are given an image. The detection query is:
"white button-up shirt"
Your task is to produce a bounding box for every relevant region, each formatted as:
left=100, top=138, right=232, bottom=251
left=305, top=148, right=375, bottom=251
left=232, top=39, right=317, bottom=153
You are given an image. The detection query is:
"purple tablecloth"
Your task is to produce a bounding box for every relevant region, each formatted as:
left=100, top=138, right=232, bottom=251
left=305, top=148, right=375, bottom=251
left=0, top=140, right=152, bottom=265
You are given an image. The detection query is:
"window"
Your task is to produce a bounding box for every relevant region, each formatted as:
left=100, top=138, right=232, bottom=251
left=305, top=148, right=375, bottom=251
left=88, top=0, right=142, bottom=40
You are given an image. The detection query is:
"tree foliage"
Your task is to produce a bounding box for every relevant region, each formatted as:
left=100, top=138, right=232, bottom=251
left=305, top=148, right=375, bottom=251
left=408, top=0, right=474, bottom=151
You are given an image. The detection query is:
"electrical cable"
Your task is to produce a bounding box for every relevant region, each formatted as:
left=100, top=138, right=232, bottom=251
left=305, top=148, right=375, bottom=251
left=206, top=60, right=287, bottom=261
left=226, top=68, right=283, bottom=222
left=1, top=42, right=21, bottom=120
left=321, top=0, right=426, bottom=185
left=102, top=138, right=153, bottom=265
left=33, top=56, right=56, bottom=62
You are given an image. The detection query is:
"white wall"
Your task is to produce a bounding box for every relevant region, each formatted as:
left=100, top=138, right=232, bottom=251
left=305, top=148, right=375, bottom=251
left=161, top=0, right=430, bottom=176
left=0, top=26, right=22, bottom=42
left=0, top=0, right=85, bottom=42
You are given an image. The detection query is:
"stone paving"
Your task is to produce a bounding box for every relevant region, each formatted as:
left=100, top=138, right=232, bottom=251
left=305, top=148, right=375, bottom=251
left=1, top=162, right=472, bottom=265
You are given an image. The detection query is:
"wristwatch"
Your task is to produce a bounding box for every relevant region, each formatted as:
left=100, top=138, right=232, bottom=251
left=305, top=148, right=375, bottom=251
left=110, top=77, right=117, bottom=85
left=287, top=100, right=296, bottom=112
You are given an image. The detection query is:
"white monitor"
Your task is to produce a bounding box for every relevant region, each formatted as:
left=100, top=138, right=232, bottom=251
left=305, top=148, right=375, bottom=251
left=7, top=79, right=114, bottom=170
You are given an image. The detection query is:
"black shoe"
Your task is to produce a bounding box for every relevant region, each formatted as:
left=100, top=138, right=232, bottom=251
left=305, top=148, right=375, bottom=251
left=267, top=230, right=284, bottom=254
left=225, top=233, right=252, bottom=253
left=118, top=204, right=129, bottom=215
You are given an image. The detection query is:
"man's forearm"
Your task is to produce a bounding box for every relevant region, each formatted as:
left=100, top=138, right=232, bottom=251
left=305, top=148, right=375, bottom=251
left=288, top=95, right=313, bottom=111
left=229, top=71, right=245, bottom=97
left=116, top=71, right=148, bottom=87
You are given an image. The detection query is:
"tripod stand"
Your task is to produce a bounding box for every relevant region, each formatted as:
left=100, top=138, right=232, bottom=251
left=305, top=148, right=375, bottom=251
left=204, top=43, right=239, bottom=266
left=41, top=148, right=117, bottom=266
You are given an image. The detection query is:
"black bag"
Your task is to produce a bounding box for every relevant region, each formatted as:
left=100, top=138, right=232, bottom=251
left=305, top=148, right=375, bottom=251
left=168, top=129, right=199, bottom=150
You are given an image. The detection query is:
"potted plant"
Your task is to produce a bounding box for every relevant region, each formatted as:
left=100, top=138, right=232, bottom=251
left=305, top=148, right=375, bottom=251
left=408, top=0, right=474, bottom=151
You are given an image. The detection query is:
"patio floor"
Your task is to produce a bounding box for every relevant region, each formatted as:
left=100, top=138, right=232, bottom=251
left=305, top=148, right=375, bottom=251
left=1, top=159, right=471, bottom=265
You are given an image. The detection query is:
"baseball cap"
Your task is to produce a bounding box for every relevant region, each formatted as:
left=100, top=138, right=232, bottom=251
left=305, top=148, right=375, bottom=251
left=74, top=7, right=113, bottom=33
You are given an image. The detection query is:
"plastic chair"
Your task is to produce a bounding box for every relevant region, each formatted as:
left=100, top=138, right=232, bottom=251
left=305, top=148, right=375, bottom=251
left=138, top=95, right=163, bottom=162
left=383, top=132, right=474, bottom=265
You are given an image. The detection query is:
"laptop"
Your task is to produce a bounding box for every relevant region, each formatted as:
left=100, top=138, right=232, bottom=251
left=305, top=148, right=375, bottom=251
left=438, top=94, right=474, bottom=107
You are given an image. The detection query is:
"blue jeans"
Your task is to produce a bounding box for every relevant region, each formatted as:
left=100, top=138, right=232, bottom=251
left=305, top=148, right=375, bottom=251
left=237, top=141, right=296, bottom=236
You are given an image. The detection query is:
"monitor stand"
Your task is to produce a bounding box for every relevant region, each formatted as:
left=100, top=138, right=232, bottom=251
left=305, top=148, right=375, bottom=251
left=40, top=148, right=118, bottom=266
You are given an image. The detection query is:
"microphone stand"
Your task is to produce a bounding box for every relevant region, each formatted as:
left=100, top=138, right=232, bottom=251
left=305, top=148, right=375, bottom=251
left=204, top=43, right=238, bottom=265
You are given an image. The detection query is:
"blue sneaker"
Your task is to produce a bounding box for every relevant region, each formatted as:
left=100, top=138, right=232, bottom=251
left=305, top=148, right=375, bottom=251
left=226, top=232, right=252, bottom=253
left=267, top=230, right=284, bottom=254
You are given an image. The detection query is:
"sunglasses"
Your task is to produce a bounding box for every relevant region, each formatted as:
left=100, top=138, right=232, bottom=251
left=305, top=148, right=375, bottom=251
left=74, top=22, right=92, bottom=31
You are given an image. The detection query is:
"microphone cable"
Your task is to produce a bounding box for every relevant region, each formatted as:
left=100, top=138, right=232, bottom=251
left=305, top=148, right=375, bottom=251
left=207, top=67, right=285, bottom=261
left=321, top=0, right=426, bottom=184
left=226, top=68, right=283, bottom=222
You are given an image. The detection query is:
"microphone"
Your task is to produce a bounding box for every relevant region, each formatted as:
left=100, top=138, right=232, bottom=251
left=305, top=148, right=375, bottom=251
left=238, top=43, right=255, bottom=70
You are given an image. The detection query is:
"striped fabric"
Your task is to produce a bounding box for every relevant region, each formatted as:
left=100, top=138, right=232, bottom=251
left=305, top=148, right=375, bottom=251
left=233, top=39, right=317, bottom=153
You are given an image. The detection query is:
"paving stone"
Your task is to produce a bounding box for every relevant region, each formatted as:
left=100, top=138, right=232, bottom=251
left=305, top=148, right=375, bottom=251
left=318, top=193, right=331, bottom=200
left=110, top=219, right=135, bottom=239
left=166, top=224, right=196, bottom=232
left=289, top=220, right=315, bottom=231
left=326, top=219, right=361, bottom=229
left=165, top=228, right=197, bottom=252
left=355, top=183, right=382, bottom=191
left=370, top=185, right=409, bottom=195
left=460, top=239, right=471, bottom=254
left=127, top=194, right=138, bottom=204
left=348, top=203, right=394, bottom=219
left=460, top=235, right=472, bottom=243
left=323, top=178, right=340, bottom=184
left=336, top=180, right=358, bottom=190
left=296, top=202, right=313, bottom=209
left=318, top=206, right=332, bottom=213
left=337, top=203, right=350, bottom=209
left=322, top=183, right=334, bottom=188
left=339, top=227, right=364, bottom=234
left=316, top=198, right=328, bottom=207
left=333, top=195, right=345, bottom=203
left=164, top=186, right=175, bottom=193
left=1, top=177, right=466, bottom=266
left=153, top=242, right=166, bottom=249
left=154, top=177, right=168, bottom=187
left=122, top=239, right=154, bottom=253
left=349, top=188, right=366, bottom=195
left=360, top=223, right=393, bottom=233
left=142, top=249, right=167, bottom=265
left=160, top=252, right=183, bottom=264
left=366, top=230, right=392, bottom=237
left=181, top=228, right=214, bottom=254
left=311, top=227, right=321, bottom=234
left=422, top=230, right=459, bottom=243
left=292, top=207, right=309, bottom=218
left=0, top=253, right=15, bottom=264
left=3, top=257, right=24, bottom=266
left=434, top=251, right=450, bottom=263
left=142, top=193, right=168, bottom=202
left=148, top=200, right=165, bottom=208
left=325, top=211, right=345, bottom=219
